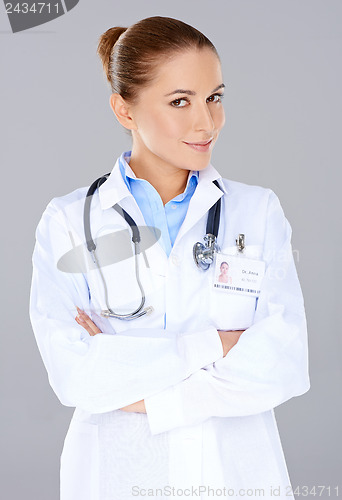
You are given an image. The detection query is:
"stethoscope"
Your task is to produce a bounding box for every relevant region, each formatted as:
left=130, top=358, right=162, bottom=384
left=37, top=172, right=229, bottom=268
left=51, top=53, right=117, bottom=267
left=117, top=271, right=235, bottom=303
left=84, top=173, right=224, bottom=320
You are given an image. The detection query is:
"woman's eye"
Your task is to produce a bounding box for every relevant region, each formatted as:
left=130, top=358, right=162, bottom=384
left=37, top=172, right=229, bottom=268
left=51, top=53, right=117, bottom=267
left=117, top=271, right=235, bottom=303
left=170, top=98, right=188, bottom=108
left=207, top=93, right=225, bottom=103
left=170, top=93, right=224, bottom=108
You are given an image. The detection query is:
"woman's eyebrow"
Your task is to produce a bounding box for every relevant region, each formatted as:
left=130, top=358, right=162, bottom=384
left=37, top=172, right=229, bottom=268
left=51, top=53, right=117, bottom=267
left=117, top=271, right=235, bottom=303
left=164, top=83, right=225, bottom=97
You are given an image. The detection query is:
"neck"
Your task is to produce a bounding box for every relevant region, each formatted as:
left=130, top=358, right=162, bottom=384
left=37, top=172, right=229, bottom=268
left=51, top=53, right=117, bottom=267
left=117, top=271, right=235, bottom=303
left=128, top=150, right=190, bottom=206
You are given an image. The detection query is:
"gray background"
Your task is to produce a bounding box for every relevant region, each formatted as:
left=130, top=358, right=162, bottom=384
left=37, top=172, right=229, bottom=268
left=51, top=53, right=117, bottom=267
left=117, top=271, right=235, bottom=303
left=1, top=0, right=341, bottom=499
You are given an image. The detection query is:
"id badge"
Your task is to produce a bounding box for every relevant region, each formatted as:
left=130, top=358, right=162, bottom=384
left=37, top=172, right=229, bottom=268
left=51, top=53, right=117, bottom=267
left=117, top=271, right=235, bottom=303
left=213, top=251, right=265, bottom=297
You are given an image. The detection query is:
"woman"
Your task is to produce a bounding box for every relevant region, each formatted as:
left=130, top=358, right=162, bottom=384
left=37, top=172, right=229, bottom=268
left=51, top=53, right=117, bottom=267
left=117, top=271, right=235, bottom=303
left=217, top=261, right=232, bottom=284
left=30, top=16, right=310, bottom=500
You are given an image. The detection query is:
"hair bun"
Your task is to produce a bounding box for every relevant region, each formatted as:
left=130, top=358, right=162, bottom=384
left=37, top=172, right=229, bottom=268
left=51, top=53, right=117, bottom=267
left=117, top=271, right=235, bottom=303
left=97, top=26, right=127, bottom=83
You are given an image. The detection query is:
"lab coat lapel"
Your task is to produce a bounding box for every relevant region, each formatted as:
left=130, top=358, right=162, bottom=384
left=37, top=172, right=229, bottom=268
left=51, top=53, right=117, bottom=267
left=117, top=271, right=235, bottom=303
left=173, top=162, right=226, bottom=249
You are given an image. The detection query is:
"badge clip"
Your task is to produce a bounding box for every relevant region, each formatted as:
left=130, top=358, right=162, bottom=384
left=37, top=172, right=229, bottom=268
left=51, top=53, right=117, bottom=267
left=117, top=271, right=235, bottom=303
left=235, top=233, right=245, bottom=253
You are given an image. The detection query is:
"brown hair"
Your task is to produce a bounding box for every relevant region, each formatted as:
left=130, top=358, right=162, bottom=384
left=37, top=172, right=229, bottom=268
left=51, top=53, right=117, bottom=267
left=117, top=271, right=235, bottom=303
left=96, top=16, right=220, bottom=106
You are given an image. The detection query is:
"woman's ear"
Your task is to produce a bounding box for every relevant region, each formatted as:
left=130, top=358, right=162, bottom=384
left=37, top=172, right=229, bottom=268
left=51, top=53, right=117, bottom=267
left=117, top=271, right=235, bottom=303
left=109, top=93, right=137, bottom=131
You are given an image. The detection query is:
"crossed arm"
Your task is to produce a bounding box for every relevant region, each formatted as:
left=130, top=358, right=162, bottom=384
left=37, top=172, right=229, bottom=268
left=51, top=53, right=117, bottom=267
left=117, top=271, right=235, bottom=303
left=75, top=306, right=245, bottom=414
left=31, top=190, right=309, bottom=434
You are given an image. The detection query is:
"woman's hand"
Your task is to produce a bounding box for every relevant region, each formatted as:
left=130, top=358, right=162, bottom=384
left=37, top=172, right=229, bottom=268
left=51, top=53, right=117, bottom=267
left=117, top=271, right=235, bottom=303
left=75, top=307, right=102, bottom=336
left=119, top=400, right=146, bottom=413
left=218, top=329, right=245, bottom=357
left=74, top=307, right=147, bottom=413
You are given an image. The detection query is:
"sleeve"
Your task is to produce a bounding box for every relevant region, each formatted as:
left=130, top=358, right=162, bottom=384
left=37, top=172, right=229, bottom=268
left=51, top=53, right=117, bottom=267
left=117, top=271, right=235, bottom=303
left=29, top=201, right=223, bottom=414
left=144, top=190, right=311, bottom=435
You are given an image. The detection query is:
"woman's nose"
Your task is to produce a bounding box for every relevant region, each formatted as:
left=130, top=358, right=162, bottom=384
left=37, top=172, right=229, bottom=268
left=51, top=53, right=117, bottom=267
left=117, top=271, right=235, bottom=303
left=193, top=102, right=215, bottom=132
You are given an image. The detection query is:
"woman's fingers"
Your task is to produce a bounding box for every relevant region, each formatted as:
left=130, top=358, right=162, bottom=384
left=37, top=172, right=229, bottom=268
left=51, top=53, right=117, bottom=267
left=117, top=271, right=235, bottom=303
left=218, top=329, right=245, bottom=357
left=75, top=307, right=102, bottom=336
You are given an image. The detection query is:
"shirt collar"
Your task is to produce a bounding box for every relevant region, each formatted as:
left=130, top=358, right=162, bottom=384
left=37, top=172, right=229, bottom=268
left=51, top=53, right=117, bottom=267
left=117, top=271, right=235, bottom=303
left=119, top=150, right=199, bottom=200
left=99, top=150, right=227, bottom=210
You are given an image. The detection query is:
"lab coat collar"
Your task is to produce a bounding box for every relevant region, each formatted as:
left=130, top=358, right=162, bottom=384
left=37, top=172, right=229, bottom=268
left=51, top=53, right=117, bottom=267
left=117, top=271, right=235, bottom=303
left=98, top=155, right=133, bottom=210
left=98, top=153, right=227, bottom=211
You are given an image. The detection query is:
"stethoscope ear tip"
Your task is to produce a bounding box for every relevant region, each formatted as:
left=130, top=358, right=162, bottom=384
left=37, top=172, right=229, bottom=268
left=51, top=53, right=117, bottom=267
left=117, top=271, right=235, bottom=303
left=100, top=306, right=154, bottom=320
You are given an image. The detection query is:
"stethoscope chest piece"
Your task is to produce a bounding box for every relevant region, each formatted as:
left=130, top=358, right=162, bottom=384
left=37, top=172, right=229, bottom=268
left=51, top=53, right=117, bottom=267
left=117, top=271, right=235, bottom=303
left=193, top=234, right=220, bottom=270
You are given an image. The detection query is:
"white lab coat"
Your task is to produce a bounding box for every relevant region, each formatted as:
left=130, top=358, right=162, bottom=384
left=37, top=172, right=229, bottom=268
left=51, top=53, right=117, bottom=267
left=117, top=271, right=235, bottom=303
left=29, top=157, right=310, bottom=500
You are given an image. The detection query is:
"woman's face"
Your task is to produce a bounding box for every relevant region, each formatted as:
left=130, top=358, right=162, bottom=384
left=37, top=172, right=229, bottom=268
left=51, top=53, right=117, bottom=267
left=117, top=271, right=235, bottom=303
left=220, top=263, right=229, bottom=274
left=123, top=48, right=226, bottom=173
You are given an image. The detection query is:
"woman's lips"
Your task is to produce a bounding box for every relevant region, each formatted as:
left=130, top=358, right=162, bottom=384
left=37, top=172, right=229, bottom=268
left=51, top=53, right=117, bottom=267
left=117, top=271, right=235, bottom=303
left=183, top=139, right=213, bottom=152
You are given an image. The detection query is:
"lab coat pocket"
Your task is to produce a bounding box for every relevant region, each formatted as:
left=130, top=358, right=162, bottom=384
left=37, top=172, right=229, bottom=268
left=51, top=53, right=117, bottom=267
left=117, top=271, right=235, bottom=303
left=208, top=245, right=263, bottom=331
left=60, top=420, right=99, bottom=500
left=209, top=288, right=257, bottom=331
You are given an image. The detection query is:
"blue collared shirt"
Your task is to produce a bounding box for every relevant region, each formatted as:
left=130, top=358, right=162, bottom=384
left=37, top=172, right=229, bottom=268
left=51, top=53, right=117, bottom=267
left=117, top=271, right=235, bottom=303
left=118, top=150, right=199, bottom=257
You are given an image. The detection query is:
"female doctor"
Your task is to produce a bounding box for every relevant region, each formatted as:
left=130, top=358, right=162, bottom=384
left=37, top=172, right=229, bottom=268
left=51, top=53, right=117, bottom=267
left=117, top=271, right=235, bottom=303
left=29, top=15, right=310, bottom=500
